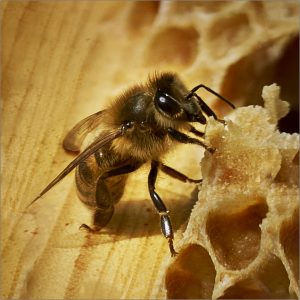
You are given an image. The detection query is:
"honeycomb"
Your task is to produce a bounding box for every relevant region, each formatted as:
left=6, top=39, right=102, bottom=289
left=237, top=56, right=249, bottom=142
left=2, top=1, right=299, bottom=299
left=164, top=84, right=299, bottom=299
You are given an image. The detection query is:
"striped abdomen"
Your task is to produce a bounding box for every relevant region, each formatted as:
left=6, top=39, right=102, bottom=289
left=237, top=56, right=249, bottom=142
left=75, top=144, right=129, bottom=208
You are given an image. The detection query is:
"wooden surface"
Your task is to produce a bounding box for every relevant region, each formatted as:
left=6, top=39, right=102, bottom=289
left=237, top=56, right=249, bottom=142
left=2, top=2, right=299, bottom=299
left=1, top=2, right=203, bottom=299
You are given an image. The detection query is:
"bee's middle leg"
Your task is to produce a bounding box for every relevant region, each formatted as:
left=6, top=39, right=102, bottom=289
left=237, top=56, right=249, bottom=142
left=160, top=163, right=202, bottom=184
left=148, top=160, right=178, bottom=256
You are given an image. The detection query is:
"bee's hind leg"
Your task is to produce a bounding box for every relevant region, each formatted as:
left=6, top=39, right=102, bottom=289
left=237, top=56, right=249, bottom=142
left=80, top=178, right=115, bottom=233
left=80, top=162, right=142, bottom=233
left=79, top=207, right=113, bottom=233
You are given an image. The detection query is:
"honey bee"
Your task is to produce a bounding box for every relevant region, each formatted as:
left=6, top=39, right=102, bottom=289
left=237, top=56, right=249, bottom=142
left=31, top=72, right=234, bottom=256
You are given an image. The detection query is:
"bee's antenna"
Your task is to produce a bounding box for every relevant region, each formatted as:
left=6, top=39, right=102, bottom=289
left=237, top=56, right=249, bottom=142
left=186, top=84, right=235, bottom=109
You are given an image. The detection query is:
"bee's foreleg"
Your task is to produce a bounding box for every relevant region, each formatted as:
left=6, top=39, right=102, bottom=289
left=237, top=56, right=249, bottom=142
left=194, top=93, right=218, bottom=119
left=192, top=93, right=227, bottom=125
left=189, top=125, right=205, bottom=138
left=186, top=83, right=235, bottom=110
left=148, top=160, right=178, bottom=257
left=159, top=163, right=202, bottom=184
left=167, top=127, right=215, bottom=153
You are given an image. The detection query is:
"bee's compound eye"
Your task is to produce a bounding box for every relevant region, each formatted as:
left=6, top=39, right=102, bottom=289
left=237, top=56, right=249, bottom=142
left=155, top=92, right=182, bottom=118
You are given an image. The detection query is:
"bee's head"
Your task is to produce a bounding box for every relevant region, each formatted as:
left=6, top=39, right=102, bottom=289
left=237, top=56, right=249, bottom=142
left=152, top=73, right=206, bottom=125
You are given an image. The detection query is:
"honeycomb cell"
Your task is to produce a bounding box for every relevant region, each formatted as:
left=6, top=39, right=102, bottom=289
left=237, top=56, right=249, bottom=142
left=274, top=149, right=299, bottom=185
left=280, top=208, right=299, bottom=282
left=255, top=254, right=293, bottom=299
left=168, top=1, right=230, bottom=14
left=207, top=13, right=251, bottom=58
left=221, top=35, right=299, bottom=107
left=219, top=255, right=293, bottom=299
left=165, top=244, right=216, bottom=299
left=263, top=1, right=300, bottom=21
left=145, top=26, right=198, bottom=69
left=126, top=2, right=160, bottom=34
left=292, top=151, right=299, bottom=165
left=221, top=48, right=272, bottom=104
left=274, top=35, right=299, bottom=133
left=218, top=278, right=272, bottom=299
left=206, top=199, right=268, bottom=270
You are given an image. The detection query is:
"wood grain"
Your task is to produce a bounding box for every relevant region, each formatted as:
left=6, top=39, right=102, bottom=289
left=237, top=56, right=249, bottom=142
left=1, top=2, right=202, bottom=298
left=4, top=2, right=297, bottom=298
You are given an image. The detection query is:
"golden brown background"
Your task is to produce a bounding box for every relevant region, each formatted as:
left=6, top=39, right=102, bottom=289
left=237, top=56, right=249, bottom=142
left=1, top=1, right=298, bottom=299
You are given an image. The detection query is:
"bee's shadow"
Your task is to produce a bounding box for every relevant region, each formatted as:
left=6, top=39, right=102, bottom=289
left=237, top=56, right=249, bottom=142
left=54, top=187, right=198, bottom=248
left=110, top=186, right=198, bottom=237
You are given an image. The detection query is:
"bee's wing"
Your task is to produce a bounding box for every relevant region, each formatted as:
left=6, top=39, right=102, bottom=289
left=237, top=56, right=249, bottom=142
left=63, top=110, right=106, bottom=152
left=29, top=127, right=124, bottom=207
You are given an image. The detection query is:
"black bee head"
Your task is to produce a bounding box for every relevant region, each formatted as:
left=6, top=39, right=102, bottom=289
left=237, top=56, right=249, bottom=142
left=153, top=73, right=206, bottom=124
